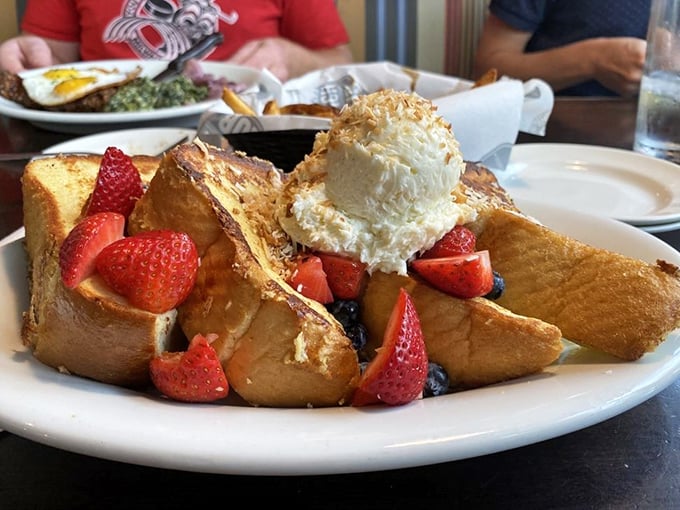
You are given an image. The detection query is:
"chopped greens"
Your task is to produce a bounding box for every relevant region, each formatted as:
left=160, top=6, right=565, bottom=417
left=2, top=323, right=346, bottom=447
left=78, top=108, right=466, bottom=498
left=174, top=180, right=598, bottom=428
left=104, top=76, right=209, bottom=112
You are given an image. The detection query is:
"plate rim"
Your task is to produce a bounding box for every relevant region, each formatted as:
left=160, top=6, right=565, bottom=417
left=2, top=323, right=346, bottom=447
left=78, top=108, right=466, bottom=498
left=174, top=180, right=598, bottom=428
left=1, top=200, right=680, bottom=475
left=502, top=142, right=680, bottom=226
left=42, top=127, right=197, bottom=155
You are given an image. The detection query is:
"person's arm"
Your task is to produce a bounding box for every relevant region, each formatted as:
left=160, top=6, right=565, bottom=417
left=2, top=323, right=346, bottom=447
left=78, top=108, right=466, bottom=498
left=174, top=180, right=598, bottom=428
left=473, top=14, right=646, bottom=97
left=226, top=38, right=352, bottom=82
left=0, top=34, right=80, bottom=72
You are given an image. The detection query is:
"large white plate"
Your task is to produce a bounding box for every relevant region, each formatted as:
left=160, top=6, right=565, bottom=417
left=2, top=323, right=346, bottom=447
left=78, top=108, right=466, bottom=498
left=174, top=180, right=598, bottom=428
left=499, top=143, right=680, bottom=226
left=44, top=127, right=196, bottom=156
left=0, top=60, right=278, bottom=134
left=1, top=200, right=680, bottom=475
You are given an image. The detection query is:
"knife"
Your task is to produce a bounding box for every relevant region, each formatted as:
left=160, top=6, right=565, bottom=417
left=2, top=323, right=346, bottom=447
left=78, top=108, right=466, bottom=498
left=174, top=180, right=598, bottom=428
left=152, top=32, right=224, bottom=82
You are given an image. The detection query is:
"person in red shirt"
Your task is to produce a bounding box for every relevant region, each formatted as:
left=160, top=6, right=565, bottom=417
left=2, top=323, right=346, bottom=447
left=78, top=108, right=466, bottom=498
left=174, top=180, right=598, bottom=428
left=0, top=0, right=352, bottom=82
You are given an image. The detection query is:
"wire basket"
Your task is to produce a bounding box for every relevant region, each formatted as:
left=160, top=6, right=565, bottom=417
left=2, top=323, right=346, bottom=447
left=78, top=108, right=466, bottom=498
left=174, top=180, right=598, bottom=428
left=225, top=129, right=321, bottom=172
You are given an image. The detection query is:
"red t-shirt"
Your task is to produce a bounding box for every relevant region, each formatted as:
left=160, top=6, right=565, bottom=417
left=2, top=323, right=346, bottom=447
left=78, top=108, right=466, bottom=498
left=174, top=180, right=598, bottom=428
left=21, top=0, right=349, bottom=61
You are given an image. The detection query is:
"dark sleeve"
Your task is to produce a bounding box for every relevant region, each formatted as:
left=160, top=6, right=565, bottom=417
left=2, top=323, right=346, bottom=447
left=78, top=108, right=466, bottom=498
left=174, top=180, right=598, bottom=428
left=489, top=0, right=550, bottom=33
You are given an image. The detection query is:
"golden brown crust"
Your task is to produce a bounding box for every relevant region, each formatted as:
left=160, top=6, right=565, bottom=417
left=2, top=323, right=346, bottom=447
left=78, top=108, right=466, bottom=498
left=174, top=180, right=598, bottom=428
left=476, top=207, right=680, bottom=360
left=361, top=271, right=563, bottom=389
left=128, top=141, right=360, bottom=407
left=21, top=154, right=180, bottom=387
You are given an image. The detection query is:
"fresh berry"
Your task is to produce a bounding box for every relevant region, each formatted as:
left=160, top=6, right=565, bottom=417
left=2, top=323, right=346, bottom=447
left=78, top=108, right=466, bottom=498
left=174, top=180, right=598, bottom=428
left=352, top=288, right=428, bottom=406
left=95, top=230, right=198, bottom=314
left=423, top=362, right=449, bottom=397
left=327, top=300, right=368, bottom=351
left=289, top=254, right=334, bottom=304
left=150, top=333, right=229, bottom=403
left=410, top=250, right=494, bottom=299
left=326, top=299, right=360, bottom=327
left=317, top=252, right=367, bottom=300
left=420, top=225, right=476, bottom=259
left=59, top=212, right=126, bottom=289
left=85, top=146, right=144, bottom=218
left=484, top=271, right=506, bottom=300
left=345, top=322, right=368, bottom=351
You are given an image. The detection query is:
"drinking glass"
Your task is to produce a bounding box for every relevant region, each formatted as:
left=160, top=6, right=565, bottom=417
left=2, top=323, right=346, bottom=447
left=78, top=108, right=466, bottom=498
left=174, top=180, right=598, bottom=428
left=633, top=0, right=680, bottom=164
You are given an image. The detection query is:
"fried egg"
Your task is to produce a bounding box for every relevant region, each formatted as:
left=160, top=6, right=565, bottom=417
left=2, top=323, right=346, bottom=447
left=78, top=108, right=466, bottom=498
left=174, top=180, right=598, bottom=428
left=22, top=66, right=142, bottom=106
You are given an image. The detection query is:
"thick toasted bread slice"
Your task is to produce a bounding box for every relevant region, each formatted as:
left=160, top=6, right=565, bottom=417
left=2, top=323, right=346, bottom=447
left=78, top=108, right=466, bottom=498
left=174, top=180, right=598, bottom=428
left=459, top=161, right=680, bottom=361
left=128, top=142, right=360, bottom=407
left=361, top=271, right=563, bottom=388
left=21, top=154, right=180, bottom=387
left=475, top=207, right=680, bottom=360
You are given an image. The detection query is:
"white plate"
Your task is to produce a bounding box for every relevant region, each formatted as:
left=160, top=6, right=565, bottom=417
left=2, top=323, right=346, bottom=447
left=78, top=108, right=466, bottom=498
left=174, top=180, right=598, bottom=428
left=1, top=201, right=680, bottom=475
left=0, top=60, right=278, bottom=134
left=499, top=143, right=680, bottom=226
left=640, top=220, right=680, bottom=234
left=44, top=127, right=196, bottom=156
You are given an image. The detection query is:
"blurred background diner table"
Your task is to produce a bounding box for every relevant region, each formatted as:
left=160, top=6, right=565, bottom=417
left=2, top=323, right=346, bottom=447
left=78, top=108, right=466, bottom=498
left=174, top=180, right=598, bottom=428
left=1, top=96, right=679, bottom=509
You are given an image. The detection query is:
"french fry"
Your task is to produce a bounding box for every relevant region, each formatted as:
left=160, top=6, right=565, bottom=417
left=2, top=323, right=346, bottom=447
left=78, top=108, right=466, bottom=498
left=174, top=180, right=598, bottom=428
left=278, top=103, right=339, bottom=118
left=263, top=99, right=281, bottom=115
left=472, top=68, right=498, bottom=88
left=221, top=87, right=256, bottom=115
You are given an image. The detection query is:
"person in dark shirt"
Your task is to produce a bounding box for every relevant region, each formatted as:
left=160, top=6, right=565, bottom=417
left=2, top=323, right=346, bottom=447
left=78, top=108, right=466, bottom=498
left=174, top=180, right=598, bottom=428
left=473, top=0, right=652, bottom=96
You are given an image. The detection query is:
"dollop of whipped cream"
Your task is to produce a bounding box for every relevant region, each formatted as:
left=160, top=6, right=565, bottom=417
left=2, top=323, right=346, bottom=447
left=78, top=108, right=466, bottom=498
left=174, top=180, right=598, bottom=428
left=276, top=89, right=476, bottom=275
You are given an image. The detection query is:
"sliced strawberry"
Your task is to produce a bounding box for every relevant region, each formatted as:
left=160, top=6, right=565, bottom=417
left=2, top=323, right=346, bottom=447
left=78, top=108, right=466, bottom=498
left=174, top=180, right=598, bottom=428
left=150, top=333, right=229, bottom=403
left=352, top=288, right=428, bottom=407
left=59, top=212, right=126, bottom=289
left=85, top=146, right=144, bottom=218
left=95, top=230, right=198, bottom=313
left=317, top=252, right=368, bottom=300
left=289, top=254, right=334, bottom=304
left=420, top=225, right=476, bottom=259
left=410, top=250, right=494, bottom=299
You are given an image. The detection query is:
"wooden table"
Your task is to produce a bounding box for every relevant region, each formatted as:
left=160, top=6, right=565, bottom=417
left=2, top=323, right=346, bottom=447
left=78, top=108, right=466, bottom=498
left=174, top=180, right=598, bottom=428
left=1, top=98, right=679, bottom=509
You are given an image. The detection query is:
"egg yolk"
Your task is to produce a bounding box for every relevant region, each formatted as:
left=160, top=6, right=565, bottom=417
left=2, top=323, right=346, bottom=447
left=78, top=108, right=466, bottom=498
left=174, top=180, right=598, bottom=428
left=54, top=77, right=98, bottom=97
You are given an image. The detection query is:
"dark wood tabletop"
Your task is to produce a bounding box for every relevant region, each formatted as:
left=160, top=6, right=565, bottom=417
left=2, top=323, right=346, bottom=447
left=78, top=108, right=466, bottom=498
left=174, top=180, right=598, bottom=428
left=1, top=97, right=680, bottom=509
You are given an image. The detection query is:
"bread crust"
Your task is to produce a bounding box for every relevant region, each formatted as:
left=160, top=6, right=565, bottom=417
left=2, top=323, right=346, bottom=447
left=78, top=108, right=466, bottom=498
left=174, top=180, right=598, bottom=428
left=128, top=142, right=360, bottom=407
left=475, top=208, right=680, bottom=360
left=21, top=154, right=180, bottom=387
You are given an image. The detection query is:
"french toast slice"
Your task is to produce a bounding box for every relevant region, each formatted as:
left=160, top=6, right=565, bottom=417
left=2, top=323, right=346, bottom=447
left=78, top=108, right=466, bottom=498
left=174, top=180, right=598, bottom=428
left=361, top=271, right=563, bottom=389
left=474, top=207, right=680, bottom=360
left=21, top=154, right=181, bottom=387
left=128, top=141, right=361, bottom=407
left=459, top=162, right=680, bottom=361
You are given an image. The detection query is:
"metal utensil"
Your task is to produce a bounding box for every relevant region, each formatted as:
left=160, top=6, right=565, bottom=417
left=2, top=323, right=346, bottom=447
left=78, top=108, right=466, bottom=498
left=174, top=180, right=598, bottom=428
left=152, top=33, right=224, bottom=82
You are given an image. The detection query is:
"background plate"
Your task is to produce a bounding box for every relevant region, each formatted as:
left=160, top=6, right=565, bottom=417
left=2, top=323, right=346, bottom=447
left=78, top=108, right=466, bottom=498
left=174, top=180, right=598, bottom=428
left=44, top=127, right=196, bottom=156
left=499, top=143, right=680, bottom=226
left=1, top=201, right=679, bottom=475
left=0, top=60, right=278, bottom=134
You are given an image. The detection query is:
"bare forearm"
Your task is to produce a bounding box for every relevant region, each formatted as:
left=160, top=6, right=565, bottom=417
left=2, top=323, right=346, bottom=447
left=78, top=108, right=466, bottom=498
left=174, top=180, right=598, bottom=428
left=474, top=39, right=598, bottom=92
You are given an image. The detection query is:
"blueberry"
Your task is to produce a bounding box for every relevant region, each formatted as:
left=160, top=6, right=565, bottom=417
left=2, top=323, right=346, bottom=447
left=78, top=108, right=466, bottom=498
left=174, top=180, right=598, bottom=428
left=326, top=300, right=360, bottom=329
left=484, top=271, right=505, bottom=300
left=345, top=322, right=368, bottom=351
left=423, top=362, right=449, bottom=397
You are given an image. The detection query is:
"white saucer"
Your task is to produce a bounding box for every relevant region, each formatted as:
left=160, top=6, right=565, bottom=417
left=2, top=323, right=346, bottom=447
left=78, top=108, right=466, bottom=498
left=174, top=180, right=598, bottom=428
left=499, top=143, right=680, bottom=226
left=44, top=127, right=196, bottom=156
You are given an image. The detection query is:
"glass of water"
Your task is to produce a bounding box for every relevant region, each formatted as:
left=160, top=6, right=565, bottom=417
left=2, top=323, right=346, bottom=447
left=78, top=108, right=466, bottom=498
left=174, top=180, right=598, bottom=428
left=634, top=0, right=680, bottom=165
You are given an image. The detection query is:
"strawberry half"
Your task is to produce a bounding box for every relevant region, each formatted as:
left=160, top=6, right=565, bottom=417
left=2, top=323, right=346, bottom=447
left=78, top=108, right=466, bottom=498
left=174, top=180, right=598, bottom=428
left=352, top=288, right=428, bottom=407
left=410, top=250, right=494, bottom=299
left=289, top=254, right=334, bottom=304
left=420, top=225, right=476, bottom=259
left=85, top=146, right=144, bottom=218
left=95, top=230, right=199, bottom=313
left=59, top=211, right=126, bottom=289
left=317, top=252, right=367, bottom=300
left=150, top=333, right=229, bottom=403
